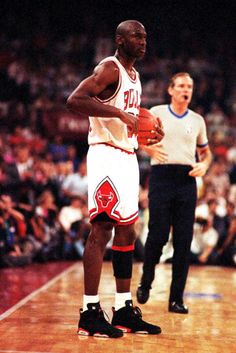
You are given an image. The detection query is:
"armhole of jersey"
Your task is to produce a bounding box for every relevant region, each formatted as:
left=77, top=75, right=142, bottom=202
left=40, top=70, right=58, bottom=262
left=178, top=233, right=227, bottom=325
left=94, top=60, right=122, bottom=103
left=197, top=142, right=209, bottom=148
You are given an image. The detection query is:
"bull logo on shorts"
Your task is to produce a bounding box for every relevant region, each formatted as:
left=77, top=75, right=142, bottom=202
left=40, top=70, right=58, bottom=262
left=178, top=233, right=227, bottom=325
left=94, top=178, right=119, bottom=213
left=97, top=190, right=114, bottom=208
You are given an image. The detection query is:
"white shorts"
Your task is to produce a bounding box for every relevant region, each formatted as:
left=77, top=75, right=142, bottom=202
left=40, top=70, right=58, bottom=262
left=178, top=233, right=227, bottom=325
left=87, top=144, right=139, bottom=225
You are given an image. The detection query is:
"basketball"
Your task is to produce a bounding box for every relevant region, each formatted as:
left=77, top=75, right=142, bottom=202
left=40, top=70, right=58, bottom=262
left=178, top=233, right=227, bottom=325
left=137, top=107, right=163, bottom=145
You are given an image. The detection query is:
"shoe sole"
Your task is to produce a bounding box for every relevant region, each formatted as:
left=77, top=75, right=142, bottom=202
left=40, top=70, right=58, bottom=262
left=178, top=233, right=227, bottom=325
left=137, top=298, right=149, bottom=304
left=114, top=325, right=161, bottom=335
left=78, top=328, right=123, bottom=338
left=168, top=309, right=188, bottom=314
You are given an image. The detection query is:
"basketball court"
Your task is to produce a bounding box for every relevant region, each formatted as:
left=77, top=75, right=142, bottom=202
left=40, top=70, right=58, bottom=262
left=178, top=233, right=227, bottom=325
left=0, top=262, right=235, bottom=353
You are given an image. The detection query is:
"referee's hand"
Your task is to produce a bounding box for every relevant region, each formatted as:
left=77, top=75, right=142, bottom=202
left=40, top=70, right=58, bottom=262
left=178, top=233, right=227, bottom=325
left=189, top=162, right=208, bottom=177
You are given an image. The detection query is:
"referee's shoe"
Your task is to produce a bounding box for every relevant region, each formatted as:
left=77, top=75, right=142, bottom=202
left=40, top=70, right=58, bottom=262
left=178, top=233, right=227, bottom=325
left=136, top=285, right=150, bottom=304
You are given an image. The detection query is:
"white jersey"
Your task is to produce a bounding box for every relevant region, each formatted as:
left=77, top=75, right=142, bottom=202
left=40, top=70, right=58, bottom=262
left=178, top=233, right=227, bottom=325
left=150, top=105, right=209, bottom=165
left=88, top=56, right=142, bottom=152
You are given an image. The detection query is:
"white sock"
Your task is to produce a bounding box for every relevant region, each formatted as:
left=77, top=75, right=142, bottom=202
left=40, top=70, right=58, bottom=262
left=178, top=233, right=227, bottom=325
left=83, top=294, right=100, bottom=312
left=115, top=292, right=132, bottom=311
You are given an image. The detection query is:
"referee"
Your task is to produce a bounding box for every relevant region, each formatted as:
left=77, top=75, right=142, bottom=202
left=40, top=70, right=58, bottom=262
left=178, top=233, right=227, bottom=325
left=136, top=72, right=212, bottom=313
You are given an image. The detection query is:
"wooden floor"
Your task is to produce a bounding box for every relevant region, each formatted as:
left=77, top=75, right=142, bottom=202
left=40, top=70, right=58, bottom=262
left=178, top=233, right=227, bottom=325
left=0, top=261, right=235, bottom=353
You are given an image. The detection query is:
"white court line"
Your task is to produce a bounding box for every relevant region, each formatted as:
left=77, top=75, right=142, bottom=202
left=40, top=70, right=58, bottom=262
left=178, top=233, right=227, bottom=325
left=0, top=263, right=78, bottom=321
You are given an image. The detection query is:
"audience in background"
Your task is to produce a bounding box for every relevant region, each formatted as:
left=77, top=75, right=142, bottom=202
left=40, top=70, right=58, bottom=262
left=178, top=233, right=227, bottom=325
left=0, top=194, right=32, bottom=267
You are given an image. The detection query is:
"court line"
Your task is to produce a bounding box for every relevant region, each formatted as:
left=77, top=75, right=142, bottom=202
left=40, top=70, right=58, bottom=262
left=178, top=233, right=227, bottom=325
left=0, top=263, right=78, bottom=322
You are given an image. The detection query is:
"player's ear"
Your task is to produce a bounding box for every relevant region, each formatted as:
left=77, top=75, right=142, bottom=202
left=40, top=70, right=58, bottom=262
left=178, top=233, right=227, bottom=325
left=115, top=34, right=124, bottom=46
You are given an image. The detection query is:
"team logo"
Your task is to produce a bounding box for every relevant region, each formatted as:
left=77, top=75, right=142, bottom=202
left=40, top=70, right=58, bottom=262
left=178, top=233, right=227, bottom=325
left=186, top=125, right=193, bottom=134
left=94, top=177, right=120, bottom=217
left=97, top=190, right=114, bottom=208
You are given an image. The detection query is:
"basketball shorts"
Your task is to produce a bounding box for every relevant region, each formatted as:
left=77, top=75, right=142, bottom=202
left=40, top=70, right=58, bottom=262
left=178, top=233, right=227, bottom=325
left=87, top=144, right=139, bottom=225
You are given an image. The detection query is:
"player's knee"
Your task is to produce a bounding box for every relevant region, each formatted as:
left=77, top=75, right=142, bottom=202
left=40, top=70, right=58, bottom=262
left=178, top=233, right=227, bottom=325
left=88, top=221, right=114, bottom=247
left=115, top=224, right=136, bottom=244
left=92, top=218, right=114, bottom=232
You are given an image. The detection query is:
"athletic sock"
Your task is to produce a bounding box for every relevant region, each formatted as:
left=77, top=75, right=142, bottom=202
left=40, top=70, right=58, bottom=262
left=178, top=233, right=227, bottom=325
left=83, top=294, right=100, bottom=312
left=115, top=292, right=132, bottom=311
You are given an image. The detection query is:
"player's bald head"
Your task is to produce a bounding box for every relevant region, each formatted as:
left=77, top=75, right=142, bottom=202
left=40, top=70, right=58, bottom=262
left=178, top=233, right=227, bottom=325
left=116, top=20, right=145, bottom=37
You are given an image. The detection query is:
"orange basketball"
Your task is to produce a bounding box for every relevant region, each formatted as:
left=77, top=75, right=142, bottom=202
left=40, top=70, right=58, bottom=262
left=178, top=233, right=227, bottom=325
left=137, top=107, right=161, bottom=145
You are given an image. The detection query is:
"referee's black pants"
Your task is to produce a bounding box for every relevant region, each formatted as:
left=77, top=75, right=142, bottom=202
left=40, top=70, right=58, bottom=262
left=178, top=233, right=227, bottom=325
left=141, top=164, right=197, bottom=304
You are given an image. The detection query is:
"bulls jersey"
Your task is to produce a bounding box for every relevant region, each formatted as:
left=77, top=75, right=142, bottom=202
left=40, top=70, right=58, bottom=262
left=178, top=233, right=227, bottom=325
left=150, top=105, right=209, bottom=165
left=88, top=56, right=142, bottom=152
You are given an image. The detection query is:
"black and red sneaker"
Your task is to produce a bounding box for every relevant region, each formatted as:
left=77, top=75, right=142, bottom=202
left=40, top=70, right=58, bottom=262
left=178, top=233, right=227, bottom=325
left=111, top=300, right=161, bottom=334
left=78, top=302, right=123, bottom=338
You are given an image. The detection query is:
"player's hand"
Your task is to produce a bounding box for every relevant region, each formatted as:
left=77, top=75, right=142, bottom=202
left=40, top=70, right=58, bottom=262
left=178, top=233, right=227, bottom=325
left=142, top=143, right=168, bottom=163
left=148, top=119, right=165, bottom=144
left=189, top=162, right=208, bottom=177
left=118, top=110, right=138, bottom=134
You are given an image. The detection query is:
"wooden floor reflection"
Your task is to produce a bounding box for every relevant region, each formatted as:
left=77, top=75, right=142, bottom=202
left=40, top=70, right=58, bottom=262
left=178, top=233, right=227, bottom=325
left=0, top=262, right=235, bottom=353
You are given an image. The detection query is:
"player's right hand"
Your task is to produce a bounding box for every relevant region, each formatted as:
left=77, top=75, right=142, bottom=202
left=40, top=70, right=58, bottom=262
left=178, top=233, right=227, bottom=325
left=118, top=110, right=138, bottom=135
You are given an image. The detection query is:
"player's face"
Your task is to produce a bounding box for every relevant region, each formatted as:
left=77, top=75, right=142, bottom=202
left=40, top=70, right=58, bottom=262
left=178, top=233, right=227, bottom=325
left=169, top=76, right=193, bottom=105
left=122, top=25, right=147, bottom=59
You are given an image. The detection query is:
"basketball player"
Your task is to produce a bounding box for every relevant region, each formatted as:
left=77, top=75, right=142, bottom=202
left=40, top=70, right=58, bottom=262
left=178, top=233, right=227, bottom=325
left=67, top=20, right=163, bottom=338
left=136, top=72, right=212, bottom=313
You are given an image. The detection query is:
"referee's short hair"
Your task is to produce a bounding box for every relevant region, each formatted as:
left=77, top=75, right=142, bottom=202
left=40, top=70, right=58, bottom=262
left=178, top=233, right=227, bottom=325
left=169, top=72, right=193, bottom=88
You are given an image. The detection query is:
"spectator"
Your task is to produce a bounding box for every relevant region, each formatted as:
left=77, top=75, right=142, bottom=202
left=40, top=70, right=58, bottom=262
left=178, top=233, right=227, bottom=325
left=59, top=195, right=90, bottom=259
left=190, top=216, right=219, bottom=265
left=61, top=158, right=88, bottom=201
left=0, top=194, right=32, bottom=267
left=47, top=136, right=68, bottom=163
left=66, top=144, right=80, bottom=172
left=216, top=215, right=236, bottom=266
left=33, top=190, right=62, bottom=261
left=204, top=159, right=230, bottom=198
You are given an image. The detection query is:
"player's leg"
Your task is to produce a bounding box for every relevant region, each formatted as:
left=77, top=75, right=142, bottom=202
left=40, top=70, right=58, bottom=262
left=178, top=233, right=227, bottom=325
left=83, top=220, right=113, bottom=295
left=112, top=223, right=136, bottom=295
left=78, top=145, right=125, bottom=337
left=78, top=218, right=123, bottom=338
left=111, top=224, right=161, bottom=334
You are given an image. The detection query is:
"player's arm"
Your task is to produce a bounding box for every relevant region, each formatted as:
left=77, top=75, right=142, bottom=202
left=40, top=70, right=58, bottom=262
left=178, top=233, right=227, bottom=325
left=66, top=61, right=138, bottom=133
left=189, top=145, right=212, bottom=177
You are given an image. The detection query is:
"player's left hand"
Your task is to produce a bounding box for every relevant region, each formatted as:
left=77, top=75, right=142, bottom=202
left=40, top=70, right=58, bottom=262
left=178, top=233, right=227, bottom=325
left=147, top=120, right=165, bottom=145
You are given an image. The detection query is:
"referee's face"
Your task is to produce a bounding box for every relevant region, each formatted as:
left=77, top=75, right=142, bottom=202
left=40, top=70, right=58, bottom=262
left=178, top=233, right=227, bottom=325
left=169, top=76, right=193, bottom=105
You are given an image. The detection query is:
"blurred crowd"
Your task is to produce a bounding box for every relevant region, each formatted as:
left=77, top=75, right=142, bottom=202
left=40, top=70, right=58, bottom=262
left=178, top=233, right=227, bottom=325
left=0, top=20, right=235, bottom=268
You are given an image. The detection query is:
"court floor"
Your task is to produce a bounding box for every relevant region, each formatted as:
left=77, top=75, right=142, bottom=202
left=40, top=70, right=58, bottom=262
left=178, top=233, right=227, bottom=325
left=0, top=261, right=235, bottom=353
